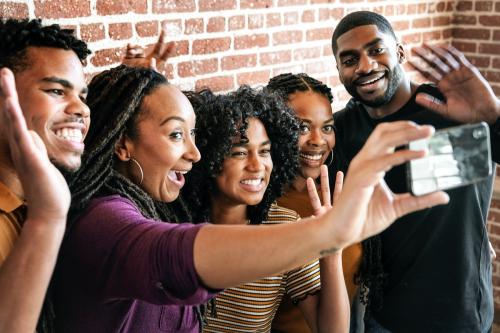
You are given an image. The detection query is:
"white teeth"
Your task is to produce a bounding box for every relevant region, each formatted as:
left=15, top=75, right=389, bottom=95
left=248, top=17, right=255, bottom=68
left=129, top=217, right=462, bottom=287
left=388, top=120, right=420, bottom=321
left=359, top=74, right=384, bottom=85
left=55, top=128, right=83, bottom=142
left=300, top=153, right=323, bottom=161
left=173, top=170, right=187, bottom=175
left=241, top=179, right=262, bottom=186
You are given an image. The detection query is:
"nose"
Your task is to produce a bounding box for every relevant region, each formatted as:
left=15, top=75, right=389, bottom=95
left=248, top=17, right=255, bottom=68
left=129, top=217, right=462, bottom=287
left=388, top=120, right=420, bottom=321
left=185, top=135, right=201, bottom=163
left=308, top=128, right=326, bottom=147
left=66, top=96, right=90, bottom=119
left=356, top=54, right=377, bottom=74
left=246, top=153, right=264, bottom=172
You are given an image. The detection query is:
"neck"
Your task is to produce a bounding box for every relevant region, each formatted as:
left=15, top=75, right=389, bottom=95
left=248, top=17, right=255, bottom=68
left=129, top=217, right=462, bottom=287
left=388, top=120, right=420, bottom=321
left=364, top=77, right=417, bottom=119
left=210, top=198, right=248, bottom=225
left=291, top=175, right=309, bottom=192
left=0, top=139, right=24, bottom=199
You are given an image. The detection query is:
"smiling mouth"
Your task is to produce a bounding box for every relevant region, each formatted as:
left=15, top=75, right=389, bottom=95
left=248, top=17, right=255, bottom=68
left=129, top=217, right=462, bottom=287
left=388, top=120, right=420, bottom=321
left=54, top=128, right=84, bottom=143
left=300, top=152, right=323, bottom=161
left=355, top=72, right=386, bottom=87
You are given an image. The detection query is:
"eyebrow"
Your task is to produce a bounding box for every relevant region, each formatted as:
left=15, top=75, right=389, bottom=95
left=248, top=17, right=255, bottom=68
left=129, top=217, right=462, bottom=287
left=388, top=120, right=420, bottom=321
left=42, top=76, right=88, bottom=94
left=160, top=116, right=185, bottom=126
left=338, top=38, right=384, bottom=58
left=233, top=139, right=271, bottom=147
left=299, top=117, right=334, bottom=124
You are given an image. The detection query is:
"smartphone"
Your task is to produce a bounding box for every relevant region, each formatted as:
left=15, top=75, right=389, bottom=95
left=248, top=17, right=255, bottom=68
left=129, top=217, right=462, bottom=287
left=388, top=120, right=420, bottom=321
left=407, top=122, right=492, bottom=196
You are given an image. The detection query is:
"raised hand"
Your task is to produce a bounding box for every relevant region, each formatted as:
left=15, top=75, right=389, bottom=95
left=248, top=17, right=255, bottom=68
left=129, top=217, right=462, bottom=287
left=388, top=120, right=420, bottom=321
left=410, top=44, right=500, bottom=124
left=0, top=68, right=70, bottom=221
left=307, top=165, right=343, bottom=218
left=122, top=24, right=175, bottom=71
left=329, top=121, right=449, bottom=248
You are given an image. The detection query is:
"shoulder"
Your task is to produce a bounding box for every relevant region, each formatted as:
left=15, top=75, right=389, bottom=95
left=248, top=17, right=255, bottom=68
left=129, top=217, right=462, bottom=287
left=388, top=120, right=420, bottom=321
left=263, top=203, right=300, bottom=225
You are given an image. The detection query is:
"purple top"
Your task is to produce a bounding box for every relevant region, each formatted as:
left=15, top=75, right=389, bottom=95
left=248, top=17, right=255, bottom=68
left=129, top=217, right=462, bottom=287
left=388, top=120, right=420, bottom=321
left=55, top=195, right=217, bottom=333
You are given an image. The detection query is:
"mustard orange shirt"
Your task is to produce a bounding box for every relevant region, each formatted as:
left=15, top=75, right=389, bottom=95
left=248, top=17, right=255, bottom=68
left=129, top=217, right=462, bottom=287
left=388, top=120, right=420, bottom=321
left=0, top=180, right=25, bottom=266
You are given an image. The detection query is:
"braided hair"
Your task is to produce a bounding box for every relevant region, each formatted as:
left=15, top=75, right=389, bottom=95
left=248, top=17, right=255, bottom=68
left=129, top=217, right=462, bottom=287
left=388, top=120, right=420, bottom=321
left=0, top=18, right=90, bottom=72
left=183, top=85, right=300, bottom=225
left=267, top=72, right=385, bottom=312
left=68, top=65, right=189, bottom=226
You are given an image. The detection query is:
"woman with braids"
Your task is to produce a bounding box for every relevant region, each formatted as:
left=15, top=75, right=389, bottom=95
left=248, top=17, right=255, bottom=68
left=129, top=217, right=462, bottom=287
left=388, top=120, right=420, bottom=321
left=266, top=73, right=363, bottom=333
left=53, top=65, right=449, bottom=332
left=183, top=86, right=348, bottom=332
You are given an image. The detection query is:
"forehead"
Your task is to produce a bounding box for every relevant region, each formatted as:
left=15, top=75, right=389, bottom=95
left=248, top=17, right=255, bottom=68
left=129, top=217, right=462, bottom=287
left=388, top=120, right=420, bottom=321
left=288, top=91, right=332, bottom=118
left=233, top=118, right=269, bottom=143
left=141, top=84, right=195, bottom=123
left=335, top=25, right=396, bottom=56
left=15, top=47, right=86, bottom=89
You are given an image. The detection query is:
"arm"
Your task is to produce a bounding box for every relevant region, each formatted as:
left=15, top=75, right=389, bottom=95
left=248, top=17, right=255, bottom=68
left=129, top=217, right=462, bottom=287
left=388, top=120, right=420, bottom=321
left=0, top=68, right=70, bottom=332
left=194, top=121, right=450, bottom=289
left=298, top=168, right=350, bottom=333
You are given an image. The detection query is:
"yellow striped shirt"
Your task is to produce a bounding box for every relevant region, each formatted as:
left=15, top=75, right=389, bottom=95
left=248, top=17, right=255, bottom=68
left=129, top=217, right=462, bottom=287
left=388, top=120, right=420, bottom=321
left=203, top=204, right=321, bottom=333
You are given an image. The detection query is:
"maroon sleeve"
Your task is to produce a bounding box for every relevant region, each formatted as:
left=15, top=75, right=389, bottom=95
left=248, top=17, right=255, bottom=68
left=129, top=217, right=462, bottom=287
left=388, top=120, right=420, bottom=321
left=68, top=195, right=216, bottom=305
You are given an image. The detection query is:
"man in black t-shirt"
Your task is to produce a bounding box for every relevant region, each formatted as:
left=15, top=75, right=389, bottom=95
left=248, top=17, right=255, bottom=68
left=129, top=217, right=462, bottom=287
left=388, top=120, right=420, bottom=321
left=330, top=11, right=500, bottom=333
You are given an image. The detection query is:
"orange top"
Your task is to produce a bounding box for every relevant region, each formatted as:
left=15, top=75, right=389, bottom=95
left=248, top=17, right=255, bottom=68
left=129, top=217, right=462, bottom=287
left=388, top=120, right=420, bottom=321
left=271, top=187, right=363, bottom=333
left=0, top=180, right=25, bottom=266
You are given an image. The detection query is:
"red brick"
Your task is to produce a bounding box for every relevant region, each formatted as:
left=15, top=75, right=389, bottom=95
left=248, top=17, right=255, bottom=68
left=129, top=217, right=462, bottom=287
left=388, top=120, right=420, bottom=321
left=494, top=30, right=500, bottom=40
left=412, top=17, right=431, bottom=29
left=108, top=23, right=132, bottom=40
left=329, top=75, right=341, bottom=87
left=91, top=47, right=123, bottom=67
left=453, top=28, right=491, bottom=40
left=476, top=1, right=494, bottom=11
left=479, top=15, right=500, bottom=26
left=306, top=27, right=333, bottom=41
left=446, top=2, right=454, bottom=12
left=456, top=1, right=473, bottom=11
left=192, top=37, right=231, bottom=54
left=248, top=14, right=264, bottom=29
left=272, top=30, right=302, bottom=45
left=260, top=50, right=292, bottom=65
left=407, top=4, right=418, bottom=14
left=493, top=85, right=500, bottom=96
left=493, top=58, right=500, bottom=69
left=385, top=4, right=406, bottom=16
left=178, top=59, right=218, bottom=77
left=199, top=0, right=236, bottom=12
left=162, top=19, right=182, bottom=35
left=496, top=2, right=500, bottom=12
left=468, top=56, right=491, bottom=68
left=433, top=16, right=451, bottom=27
left=237, top=70, right=270, bottom=86
left=490, top=210, right=500, bottom=222
left=302, top=10, right=315, bottom=23
left=229, top=16, right=245, bottom=30
left=152, top=0, right=195, bottom=13
left=331, top=8, right=344, bottom=20
left=452, top=14, right=477, bottom=25
left=306, top=61, right=333, bottom=74
left=278, top=0, right=307, bottom=5
left=266, top=13, right=282, bottom=27
left=442, top=28, right=453, bottom=39
left=284, top=12, right=299, bottom=25
left=221, top=54, right=257, bottom=71
left=35, top=0, right=90, bottom=18
left=323, top=44, right=333, bottom=57
left=436, top=1, right=447, bottom=12
left=96, top=0, right=146, bottom=15
left=372, top=6, right=384, bottom=15
left=235, top=34, right=269, bottom=50
left=136, top=21, right=159, bottom=37
left=173, top=40, right=189, bottom=56
left=340, top=0, right=364, bottom=2
left=319, top=8, right=330, bottom=21
left=492, top=198, right=500, bottom=209
left=207, top=17, right=225, bottom=32
left=195, top=75, right=234, bottom=92
left=0, top=3, right=28, bottom=19
left=392, top=20, right=410, bottom=31
left=241, top=0, right=272, bottom=8
left=423, top=30, right=442, bottom=42
left=451, top=41, right=477, bottom=53
left=402, top=32, right=422, bottom=44
left=185, top=18, right=204, bottom=35
left=294, top=47, right=322, bottom=61
left=478, top=43, right=500, bottom=55
left=80, top=23, right=105, bottom=42
left=486, top=71, right=500, bottom=82
left=272, top=64, right=304, bottom=77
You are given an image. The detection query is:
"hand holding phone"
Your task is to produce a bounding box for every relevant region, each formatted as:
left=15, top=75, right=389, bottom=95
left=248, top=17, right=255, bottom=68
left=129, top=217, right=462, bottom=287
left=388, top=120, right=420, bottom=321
left=407, top=122, right=492, bottom=196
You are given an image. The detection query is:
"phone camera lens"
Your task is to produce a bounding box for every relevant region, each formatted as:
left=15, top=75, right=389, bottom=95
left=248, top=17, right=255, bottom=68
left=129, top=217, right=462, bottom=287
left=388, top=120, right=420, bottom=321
left=473, top=128, right=485, bottom=139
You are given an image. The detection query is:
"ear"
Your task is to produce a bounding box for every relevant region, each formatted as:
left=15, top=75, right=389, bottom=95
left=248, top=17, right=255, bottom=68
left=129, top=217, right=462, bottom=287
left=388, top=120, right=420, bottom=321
left=396, top=43, right=406, bottom=64
left=114, top=134, right=133, bottom=162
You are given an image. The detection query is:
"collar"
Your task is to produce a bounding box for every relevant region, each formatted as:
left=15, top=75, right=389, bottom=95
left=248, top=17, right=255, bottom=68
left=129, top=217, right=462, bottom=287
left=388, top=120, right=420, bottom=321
left=0, top=180, right=24, bottom=213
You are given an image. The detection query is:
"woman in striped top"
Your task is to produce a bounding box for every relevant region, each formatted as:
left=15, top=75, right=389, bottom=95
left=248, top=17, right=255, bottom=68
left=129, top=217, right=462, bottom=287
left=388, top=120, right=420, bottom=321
left=183, top=86, right=349, bottom=332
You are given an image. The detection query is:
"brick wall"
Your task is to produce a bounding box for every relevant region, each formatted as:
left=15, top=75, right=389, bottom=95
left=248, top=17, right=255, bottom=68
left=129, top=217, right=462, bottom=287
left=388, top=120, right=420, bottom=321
left=2, top=0, right=500, bottom=314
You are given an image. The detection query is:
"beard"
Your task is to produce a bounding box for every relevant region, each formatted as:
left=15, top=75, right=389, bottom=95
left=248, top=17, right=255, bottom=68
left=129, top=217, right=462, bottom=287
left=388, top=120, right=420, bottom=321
left=344, top=65, right=404, bottom=108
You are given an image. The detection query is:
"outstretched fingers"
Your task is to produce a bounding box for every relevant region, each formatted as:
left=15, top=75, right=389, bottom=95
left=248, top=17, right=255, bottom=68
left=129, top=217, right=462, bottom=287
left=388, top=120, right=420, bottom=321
left=394, top=191, right=449, bottom=218
left=332, top=170, right=344, bottom=205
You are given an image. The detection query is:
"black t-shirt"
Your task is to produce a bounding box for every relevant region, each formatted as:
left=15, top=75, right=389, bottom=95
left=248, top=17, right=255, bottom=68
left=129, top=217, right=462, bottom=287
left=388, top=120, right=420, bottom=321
left=331, top=84, right=499, bottom=332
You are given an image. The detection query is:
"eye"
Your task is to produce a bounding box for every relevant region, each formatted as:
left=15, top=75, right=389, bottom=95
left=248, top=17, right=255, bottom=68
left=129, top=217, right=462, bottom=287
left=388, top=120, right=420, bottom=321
left=299, top=123, right=310, bottom=134
left=322, top=125, right=334, bottom=133
left=45, top=89, right=64, bottom=96
left=169, top=131, right=183, bottom=141
left=230, top=150, right=247, bottom=158
left=370, top=47, right=385, bottom=55
left=80, top=95, right=87, bottom=103
left=190, top=128, right=197, bottom=138
left=260, top=148, right=271, bottom=156
left=342, top=57, right=357, bottom=67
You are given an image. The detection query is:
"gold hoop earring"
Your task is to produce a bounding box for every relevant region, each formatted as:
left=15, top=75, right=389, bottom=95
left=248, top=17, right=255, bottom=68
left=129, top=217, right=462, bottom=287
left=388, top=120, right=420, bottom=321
left=326, top=151, right=334, bottom=166
left=129, top=158, right=144, bottom=185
